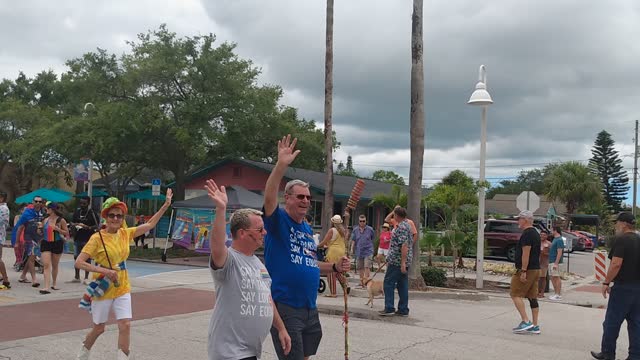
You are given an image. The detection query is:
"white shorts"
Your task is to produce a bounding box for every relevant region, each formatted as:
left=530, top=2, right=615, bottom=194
left=91, top=293, right=132, bottom=324
left=377, top=248, right=389, bottom=256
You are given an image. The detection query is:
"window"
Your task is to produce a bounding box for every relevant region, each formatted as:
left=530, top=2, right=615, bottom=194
left=486, top=221, right=520, bottom=233
left=310, top=200, right=322, bottom=227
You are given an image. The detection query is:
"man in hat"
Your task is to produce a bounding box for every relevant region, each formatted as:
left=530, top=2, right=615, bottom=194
left=591, top=212, right=640, bottom=360
left=510, top=210, right=542, bottom=334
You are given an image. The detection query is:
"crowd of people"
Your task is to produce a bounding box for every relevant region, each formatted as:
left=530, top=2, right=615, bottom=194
left=1, top=134, right=639, bottom=360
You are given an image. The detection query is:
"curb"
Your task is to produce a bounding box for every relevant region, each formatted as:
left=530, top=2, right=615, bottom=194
left=345, top=287, right=490, bottom=301
left=128, top=258, right=209, bottom=268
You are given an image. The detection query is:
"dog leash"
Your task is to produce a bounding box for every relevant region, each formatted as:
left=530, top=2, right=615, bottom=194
left=363, top=261, right=388, bottom=286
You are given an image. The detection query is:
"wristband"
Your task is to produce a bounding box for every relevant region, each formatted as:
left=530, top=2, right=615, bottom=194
left=332, top=263, right=339, bottom=273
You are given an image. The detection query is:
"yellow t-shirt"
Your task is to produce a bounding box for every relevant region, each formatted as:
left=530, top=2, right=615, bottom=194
left=82, top=227, right=136, bottom=300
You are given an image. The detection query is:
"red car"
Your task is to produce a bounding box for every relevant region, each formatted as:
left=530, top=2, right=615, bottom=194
left=568, top=231, right=593, bottom=251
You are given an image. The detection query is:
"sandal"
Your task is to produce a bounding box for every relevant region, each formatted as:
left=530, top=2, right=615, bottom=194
left=39, top=289, right=51, bottom=294
left=51, top=286, right=60, bottom=290
left=32, top=283, right=40, bottom=288
left=2, top=281, right=10, bottom=289
left=18, top=278, right=31, bottom=284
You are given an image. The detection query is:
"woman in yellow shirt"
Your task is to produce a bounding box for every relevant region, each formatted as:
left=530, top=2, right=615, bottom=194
left=318, top=212, right=350, bottom=297
left=75, top=190, right=172, bottom=360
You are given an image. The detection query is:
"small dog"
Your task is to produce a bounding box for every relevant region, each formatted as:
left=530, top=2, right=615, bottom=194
left=364, top=278, right=384, bottom=308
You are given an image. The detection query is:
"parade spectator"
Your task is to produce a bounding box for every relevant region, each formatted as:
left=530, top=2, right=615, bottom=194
left=350, top=214, right=375, bottom=288
left=590, top=212, right=640, bottom=360
left=13, top=196, right=47, bottom=287
left=510, top=210, right=542, bottom=334
left=548, top=227, right=565, bottom=301
left=75, top=191, right=172, bottom=360
left=13, top=205, right=26, bottom=270
left=376, top=223, right=392, bottom=264
left=262, top=135, right=350, bottom=360
left=537, top=230, right=551, bottom=298
left=39, top=202, right=69, bottom=294
left=205, top=179, right=291, bottom=360
left=0, top=191, right=10, bottom=288
left=134, top=216, right=146, bottom=248
left=379, top=206, right=413, bottom=317
left=70, top=197, right=98, bottom=284
left=318, top=213, right=350, bottom=297
left=385, top=205, right=418, bottom=242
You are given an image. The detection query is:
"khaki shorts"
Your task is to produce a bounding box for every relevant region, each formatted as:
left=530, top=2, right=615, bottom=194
left=356, top=256, right=373, bottom=271
left=510, top=269, right=540, bottom=299
left=549, top=266, right=562, bottom=277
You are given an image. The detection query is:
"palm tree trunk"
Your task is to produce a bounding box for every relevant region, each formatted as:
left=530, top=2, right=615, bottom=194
left=322, top=0, right=335, bottom=237
left=408, top=0, right=426, bottom=289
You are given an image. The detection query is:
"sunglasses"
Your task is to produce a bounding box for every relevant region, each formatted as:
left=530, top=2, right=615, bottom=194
left=107, top=213, right=124, bottom=219
left=33, top=200, right=43, bottom=203
left=244, top=227, right=265, bottom=233
left=359, top=220, right=366, bottom=223
left=290, top=194, right=312, bottom=201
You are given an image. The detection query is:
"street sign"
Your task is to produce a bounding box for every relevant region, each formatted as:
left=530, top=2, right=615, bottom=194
left=516, top=191, right=540, bottom=212
left=152, top=178, right=161, bottom=196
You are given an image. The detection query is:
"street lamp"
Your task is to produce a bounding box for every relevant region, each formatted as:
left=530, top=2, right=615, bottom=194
left=468, top=65, right=493, bottom=289
left=83, top=103, right=95, bottom=209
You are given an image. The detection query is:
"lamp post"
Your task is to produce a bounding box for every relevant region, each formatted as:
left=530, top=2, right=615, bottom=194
left=468, top=65, right=493, bottom=289
left=83, top=103, right=95, bottom=208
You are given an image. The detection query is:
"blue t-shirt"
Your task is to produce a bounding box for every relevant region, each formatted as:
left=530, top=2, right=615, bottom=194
left=549, top=237, right=564, bottom=264
left=263, top=207, right=319, bottom=309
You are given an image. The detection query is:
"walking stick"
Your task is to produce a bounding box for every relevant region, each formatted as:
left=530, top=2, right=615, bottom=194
left=336, top=272, right=350, bottom=360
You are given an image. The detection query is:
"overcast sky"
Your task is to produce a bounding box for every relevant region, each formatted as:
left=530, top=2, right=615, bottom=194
left=2, top=0, right=640, bottom=199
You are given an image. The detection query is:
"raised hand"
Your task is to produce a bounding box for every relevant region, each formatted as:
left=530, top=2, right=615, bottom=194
left=205, top=179, right=228, bottom=208
left=164, top=188, right=173, bottom=206
left=277, top=134, right=301, bottom=166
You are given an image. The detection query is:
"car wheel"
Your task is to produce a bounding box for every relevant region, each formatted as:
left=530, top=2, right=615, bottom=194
left=506, top=246, right=516, bottom=262
left=318, top=279, right=326, bottom=293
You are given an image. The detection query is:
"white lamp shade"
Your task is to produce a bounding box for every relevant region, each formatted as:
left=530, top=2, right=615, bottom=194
left=468, top=81, right=493, bottom=105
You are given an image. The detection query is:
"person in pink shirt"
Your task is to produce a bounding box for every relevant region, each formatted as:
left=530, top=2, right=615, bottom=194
left=376, top=223, right=391, bottom=264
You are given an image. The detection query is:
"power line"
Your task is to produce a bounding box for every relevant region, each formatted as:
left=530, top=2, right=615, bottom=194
left=350, top=159, right=591, bottom=169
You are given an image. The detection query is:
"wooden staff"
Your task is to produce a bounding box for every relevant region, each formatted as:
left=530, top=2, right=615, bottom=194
left=336, top=272, right=349, bottom=360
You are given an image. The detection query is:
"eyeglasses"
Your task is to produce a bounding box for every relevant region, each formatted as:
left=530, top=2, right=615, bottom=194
left=289, top=194, right=312, bottom=201
left=359, top=220, right=366, bottom=223
left=33, top=200, right=43, bottom=203
left=107, top=213, right=124, bottom=219
left=244, top=227, right=265, bottom=233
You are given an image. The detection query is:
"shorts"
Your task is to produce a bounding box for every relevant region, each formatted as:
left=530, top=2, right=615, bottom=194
left=356, top=256, right=373, bottom=271
left=74, top=240, right=89, bottom=258
left=24, top=240, right=40, bottom=257
left=271, top=302, right=322, bottom=359
left=510, top=269, right=540, bottom=299
left=40, top=241, right=64, bottom=254
left=91, top=293, right=132, bottom=324
left=549, top=266, right=562, bottom=277
left=377, top=248, right=389, bottom=256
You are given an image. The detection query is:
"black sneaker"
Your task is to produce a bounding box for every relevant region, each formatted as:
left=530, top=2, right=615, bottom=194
left=395, top=311, right=409, bottom=317
left=378, top=310, right=395, bottom=316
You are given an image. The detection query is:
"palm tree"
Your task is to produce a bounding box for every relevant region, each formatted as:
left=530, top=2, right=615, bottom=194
left=369, top=185, right=408, bottom=210
left=407, top=0, right=426, bottom=289
left=545, top=161, right=603, bottom=214
left=322, top=0, right=335, bottom=236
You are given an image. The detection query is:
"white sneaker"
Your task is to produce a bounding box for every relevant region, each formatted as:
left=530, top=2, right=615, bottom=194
left=548, top=294, right=562, bottom=301
left=76, top=345, right=90, bottom=360
left=82, top=279, right=91, bottom=285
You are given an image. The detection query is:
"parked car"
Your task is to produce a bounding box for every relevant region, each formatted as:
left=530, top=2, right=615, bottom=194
left=561, top=231, right=579, bottom=253
left=568, top=231, right=594, bottom=251
left=575, top=230, right=601, bottom=247
left=483, top=219, right=549, bottom=262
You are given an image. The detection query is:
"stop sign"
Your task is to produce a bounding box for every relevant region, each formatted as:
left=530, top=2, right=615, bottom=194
left=516, top=191, right=540, bottom=212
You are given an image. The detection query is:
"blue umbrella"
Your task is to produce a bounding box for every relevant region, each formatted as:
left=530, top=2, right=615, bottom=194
left=15, top=188, right=74, bottom=204
left=74, top=190, right=110, bottom=198
left=126, top=189, right=166, bottom=201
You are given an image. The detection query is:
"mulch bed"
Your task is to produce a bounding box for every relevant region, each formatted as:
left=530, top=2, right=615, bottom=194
left=445, top=277, right=510, bottom=292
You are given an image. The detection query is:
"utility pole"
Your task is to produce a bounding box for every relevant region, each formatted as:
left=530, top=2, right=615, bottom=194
left=634, top=120, right=638, bottom=216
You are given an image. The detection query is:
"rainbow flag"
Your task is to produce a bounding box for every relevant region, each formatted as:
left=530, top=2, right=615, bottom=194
left=43, top=222, right=55, bottom=243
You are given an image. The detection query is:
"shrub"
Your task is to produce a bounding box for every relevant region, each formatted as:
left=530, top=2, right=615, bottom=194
left=421, top=266, right=447, bottom=287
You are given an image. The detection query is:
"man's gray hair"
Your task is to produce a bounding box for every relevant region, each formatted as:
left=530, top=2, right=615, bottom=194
left=229, top=208, right=263, bottom=237
left=284, top=179, right=309, bottom=194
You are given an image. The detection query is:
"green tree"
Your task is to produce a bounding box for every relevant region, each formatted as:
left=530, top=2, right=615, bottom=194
left=371, top=170, right=405, bottom=185
left=486, top=168, right=546, bottom=199
left=369, top=184, right=409, bottom=210
left=545, top=161, right=602, bottom=214
left=425, top=170, right=478, bottom=277
left=335, top=155, right=358, bottom=177
left=589, top=130, right=629, bottom=212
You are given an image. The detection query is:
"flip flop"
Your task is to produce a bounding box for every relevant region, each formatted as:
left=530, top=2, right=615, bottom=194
left=32, top=283, right=40, bottom=288
left=51, top=286, right=60, bottom=290
left=2, top=282, right=10, bottom=289
left=18, top=279, right=31, bottom=284
left=39, top=289, right=51, bottom=294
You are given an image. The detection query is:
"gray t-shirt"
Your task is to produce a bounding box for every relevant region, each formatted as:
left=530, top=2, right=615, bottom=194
left=208, top=248, right=273, bottom=360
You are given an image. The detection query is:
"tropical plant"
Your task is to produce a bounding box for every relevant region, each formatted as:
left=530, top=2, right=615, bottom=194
left=545, top=161, right=603, bottom=214
left=369, top=184, right=409, bottom=210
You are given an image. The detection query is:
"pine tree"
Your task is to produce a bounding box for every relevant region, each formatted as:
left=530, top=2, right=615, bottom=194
left=335, top=155, right=358, bottom=177
left=589, top=130, right=629, bottom=212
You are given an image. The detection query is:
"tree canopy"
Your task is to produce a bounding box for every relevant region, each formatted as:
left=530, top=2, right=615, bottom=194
left=589, top=130, right=629, bottom=212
